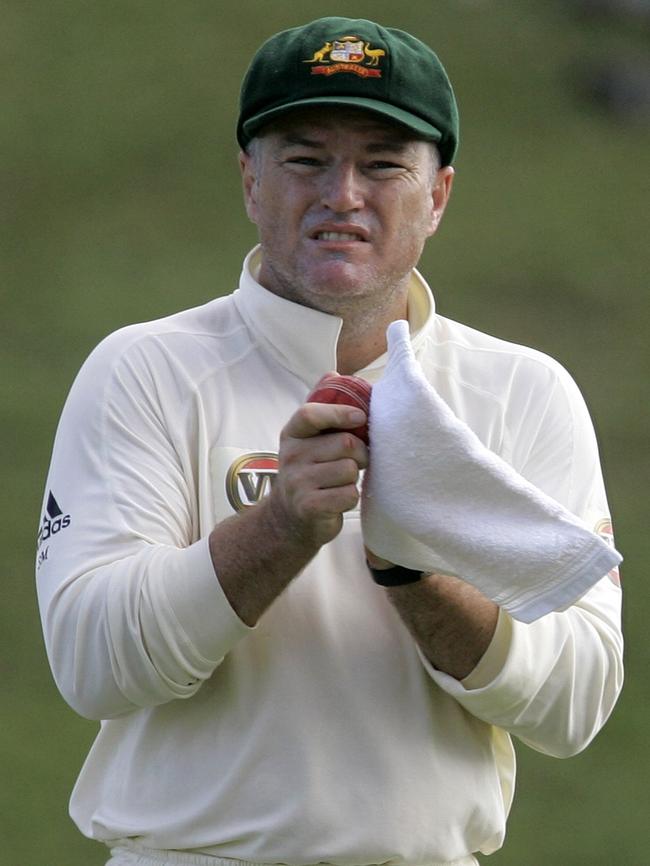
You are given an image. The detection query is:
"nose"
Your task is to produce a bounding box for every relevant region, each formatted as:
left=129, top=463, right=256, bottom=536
left=320, top=163, right=365, bottom=213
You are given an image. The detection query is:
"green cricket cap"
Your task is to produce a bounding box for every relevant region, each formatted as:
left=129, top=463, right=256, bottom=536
left=237, top=17, right=459, bottom=166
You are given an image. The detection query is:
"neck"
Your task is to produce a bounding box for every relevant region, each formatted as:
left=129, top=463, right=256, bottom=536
left=336, top=292, right=408, bottom=374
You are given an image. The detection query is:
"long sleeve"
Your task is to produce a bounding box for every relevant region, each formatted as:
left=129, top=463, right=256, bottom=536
left=420, top=579, right=622, bottom=757
left=36, top=327, right=250, bottom=720
left=418, top=348, right=623, bottom=757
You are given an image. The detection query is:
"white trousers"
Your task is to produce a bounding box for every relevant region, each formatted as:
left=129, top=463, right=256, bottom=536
left=105, top=840, right=480, bottom=866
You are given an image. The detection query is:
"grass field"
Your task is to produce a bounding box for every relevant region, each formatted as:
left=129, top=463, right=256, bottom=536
left=3, top=2, right=649, bottom=864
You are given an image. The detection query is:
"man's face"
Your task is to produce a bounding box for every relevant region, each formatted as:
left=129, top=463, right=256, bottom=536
left=240, top=109, right=454, bottom=315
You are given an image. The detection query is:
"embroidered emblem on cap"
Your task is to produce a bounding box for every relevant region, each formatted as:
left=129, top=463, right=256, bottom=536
left=303, top=35, right=386, bottom=78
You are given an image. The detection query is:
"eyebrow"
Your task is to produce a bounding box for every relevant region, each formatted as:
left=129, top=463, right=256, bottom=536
left=278, top=134, right=324, bottom=149
left=277, top=133, right=413, bottom=154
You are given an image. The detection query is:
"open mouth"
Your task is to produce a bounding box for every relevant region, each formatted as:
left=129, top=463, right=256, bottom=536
left=313, top=230, right=367, bottom=242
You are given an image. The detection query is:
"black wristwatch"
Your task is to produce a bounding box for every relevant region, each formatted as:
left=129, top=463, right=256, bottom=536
left=366, top=562, right=424, bottom=587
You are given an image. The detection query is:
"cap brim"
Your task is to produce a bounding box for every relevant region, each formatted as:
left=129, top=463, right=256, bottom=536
left=240, top=95, right=443, bottom=147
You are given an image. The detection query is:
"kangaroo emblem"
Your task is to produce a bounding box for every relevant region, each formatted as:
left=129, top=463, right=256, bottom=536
left=304, top=42, right=333, bottom=63
left=364, top=43, right=386, bottom=66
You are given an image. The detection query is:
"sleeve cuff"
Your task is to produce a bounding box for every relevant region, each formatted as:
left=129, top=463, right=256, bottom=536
left=159, top=536, right=253, bottom=666
left=415, top=608, right=514, bottom=695
left=461, top=608, right=514, bottom=690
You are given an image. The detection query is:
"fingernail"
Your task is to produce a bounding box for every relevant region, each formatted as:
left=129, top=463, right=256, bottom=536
left=349, top=409, right=366, bottom=424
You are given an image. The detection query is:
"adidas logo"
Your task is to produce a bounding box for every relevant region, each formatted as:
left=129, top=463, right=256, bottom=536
left=37, top=491, right=71, bottom=549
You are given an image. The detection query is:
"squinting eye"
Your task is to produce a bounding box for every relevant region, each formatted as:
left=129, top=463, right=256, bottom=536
left=286, top=157, right=322, bottom=167
left=368, top=161, right=403, bottom=171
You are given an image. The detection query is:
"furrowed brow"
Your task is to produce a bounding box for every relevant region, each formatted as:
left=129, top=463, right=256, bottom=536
left=278, top=134, right=325, bottom=150
left=364, top=140, right=412, bottom=155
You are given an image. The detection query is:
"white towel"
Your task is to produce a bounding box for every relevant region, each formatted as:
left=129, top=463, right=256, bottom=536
left=361, top=320, right=622, bottom=623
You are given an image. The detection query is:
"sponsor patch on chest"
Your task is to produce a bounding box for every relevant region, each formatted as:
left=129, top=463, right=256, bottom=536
left=226, top=452, right=279, bottom=512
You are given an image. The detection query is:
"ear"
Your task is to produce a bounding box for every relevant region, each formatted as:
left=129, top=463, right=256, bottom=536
left=428, top=165, right=455, bottom=237
left=239, top=149, right=259, bottom=224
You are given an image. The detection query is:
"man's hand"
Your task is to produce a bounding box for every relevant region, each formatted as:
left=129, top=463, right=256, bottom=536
left=270, top=400, right=369, bottom=548
left=210, top=400, right=368, bottom=626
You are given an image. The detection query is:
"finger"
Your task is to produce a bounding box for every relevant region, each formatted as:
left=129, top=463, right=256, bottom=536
left=285, top=402, right=367, bottom=441
left=306, top=457, right=361, bottom=491
left=281, top=426, right=369, bottom=474
left=280, top=452, right=362, bottom=503
left=310, top=432, right=369, bottom=469
left=296, top=481, right=361, bottom=519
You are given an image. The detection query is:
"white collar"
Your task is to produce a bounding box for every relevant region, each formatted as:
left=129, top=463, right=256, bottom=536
left=233, top=246, right=436, bottom=385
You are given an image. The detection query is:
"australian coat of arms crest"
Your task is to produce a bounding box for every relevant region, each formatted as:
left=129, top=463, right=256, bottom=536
left=303, top=35, right=386, bottom=77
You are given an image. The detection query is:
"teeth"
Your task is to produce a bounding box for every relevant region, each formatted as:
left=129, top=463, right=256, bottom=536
left=317, top=231, right=362, bottom=241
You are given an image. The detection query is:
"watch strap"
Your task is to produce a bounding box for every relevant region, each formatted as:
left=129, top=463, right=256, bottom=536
left=367, top=562, right=424, bottom=587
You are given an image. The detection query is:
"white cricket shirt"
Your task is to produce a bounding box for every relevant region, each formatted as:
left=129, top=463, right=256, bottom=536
left=36, top=248, right=623, bottom=865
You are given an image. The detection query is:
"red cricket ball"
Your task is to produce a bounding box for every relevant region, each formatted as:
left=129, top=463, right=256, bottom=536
left=306, top=374, right=372, bottom=444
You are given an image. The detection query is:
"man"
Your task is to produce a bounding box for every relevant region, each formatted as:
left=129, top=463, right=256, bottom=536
left=36, top=17, right=623, bottom=866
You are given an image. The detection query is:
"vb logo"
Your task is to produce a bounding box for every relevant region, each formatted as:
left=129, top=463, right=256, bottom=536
left=226, top=452, right=279, bottom=512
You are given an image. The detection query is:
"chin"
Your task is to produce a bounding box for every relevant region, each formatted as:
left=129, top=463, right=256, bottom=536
left=311, top=281, right=376, bottom=305
left=308, top=262, right=376, bottom=294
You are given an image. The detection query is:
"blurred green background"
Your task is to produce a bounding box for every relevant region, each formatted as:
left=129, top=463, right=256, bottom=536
left=3, top=1, right=649, bottom=864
